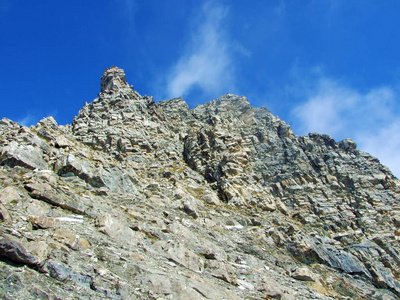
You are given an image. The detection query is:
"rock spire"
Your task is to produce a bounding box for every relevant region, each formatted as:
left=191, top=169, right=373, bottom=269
left=100, top=66, right=130, bottom=92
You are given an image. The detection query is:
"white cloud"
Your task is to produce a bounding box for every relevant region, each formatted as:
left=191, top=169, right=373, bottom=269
left=16, top=113, right=41, bottom=127
left=166, top=1, right=235, bottom=99
left=291, top=78, right=359, bottom=135
left=357, top=121, right=400, bottom=176
left=291, top=77, right=400, bottom=177
left=15, top=110, right=58, bottom=127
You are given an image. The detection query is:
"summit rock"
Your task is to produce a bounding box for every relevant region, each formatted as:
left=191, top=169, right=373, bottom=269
left=0, top=66, right=400, bottom=299
left=100, top=66, right=132, bottom=94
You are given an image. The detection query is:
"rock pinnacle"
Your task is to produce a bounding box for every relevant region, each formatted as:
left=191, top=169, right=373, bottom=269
left=100, top=66, right=130, bottom=93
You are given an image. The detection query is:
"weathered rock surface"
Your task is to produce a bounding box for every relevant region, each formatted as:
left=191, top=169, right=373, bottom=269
left=0, top=66, right=399, bottom=299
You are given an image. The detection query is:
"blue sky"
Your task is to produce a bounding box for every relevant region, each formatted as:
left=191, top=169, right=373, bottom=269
left=1, top=0, right=400, bottom=176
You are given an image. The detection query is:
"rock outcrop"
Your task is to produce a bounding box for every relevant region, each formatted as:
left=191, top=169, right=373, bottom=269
left=0, top=66, right=399, bottom=299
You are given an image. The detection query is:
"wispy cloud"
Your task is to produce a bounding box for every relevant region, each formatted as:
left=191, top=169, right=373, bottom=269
left=291, top=78, right=358, bottom=135
left=165, top=1, right=236, bottom=100
left=291, top=76, right=400, bottom=176
left=358, top=121, right=400, bottom=175
left=16, top=113, right=42, bottom=127
left=16, top=110, right=58, bottom=127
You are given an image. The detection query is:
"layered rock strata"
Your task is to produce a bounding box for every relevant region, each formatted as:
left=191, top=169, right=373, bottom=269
left=0, top=66, right=399, bottom=299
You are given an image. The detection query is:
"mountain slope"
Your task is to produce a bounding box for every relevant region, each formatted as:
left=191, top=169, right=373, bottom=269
left=0, top=66, right=399, bottom=299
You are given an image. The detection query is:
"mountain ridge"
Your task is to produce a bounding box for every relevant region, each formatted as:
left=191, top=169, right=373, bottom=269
left=0, top=66, right=399, bottom=299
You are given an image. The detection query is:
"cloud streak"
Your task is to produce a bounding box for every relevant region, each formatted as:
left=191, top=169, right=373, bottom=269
left=16, top=113, right=39, bottom=127
left=291, top=76, right=400, bottom=176
left=166, top=1, right=235, bottom=100
left=15, top=109, right=58, bottom=127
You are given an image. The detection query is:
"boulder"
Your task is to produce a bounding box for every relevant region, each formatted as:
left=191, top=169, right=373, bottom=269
left=0, top=234, right=38, bottom=266
left=0, top=142, right=48, bottom=170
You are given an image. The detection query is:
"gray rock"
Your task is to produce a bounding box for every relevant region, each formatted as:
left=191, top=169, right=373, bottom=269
left=182, top=197, right=200, bottom=219
left=0, top=141, right=48, bottom=170
left=28, top=215, right=60, bottom=229
left=0, top=234, right=38, bottom=266
left=0, top=66, right=399, bottom=299
left=291, top=266, right=317, bottom=282
left=339, top=138, right=357, bottom=151
left=311, top=240, right=369, bottom=276
left=44, top=260, right=71, bottom=281
left=55, top=135, right=73, bottom=148
left=257, top=276, right=284, bottom=298
left=0, top=186, right=21, bottom=204
left=0, top=204, right=11, bottom=223
left=24, top=181, right=87, bottom=214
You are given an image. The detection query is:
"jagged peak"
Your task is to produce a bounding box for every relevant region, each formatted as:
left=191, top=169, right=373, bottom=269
left=100, top=66, right=131, bottom=94
left=1, top=67, right=400, bottom=299
left=202, top=94, right=249, bottom=107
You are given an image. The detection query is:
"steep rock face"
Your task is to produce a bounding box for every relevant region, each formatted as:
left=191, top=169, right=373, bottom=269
left=0, top=66, right=400, bottom=299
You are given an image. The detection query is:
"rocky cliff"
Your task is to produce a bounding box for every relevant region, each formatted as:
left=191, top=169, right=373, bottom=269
left=1, top=66, right=400, bottom=299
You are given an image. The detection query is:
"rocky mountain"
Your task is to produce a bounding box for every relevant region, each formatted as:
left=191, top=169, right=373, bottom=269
left=1, top=66, right=400, bottom=299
